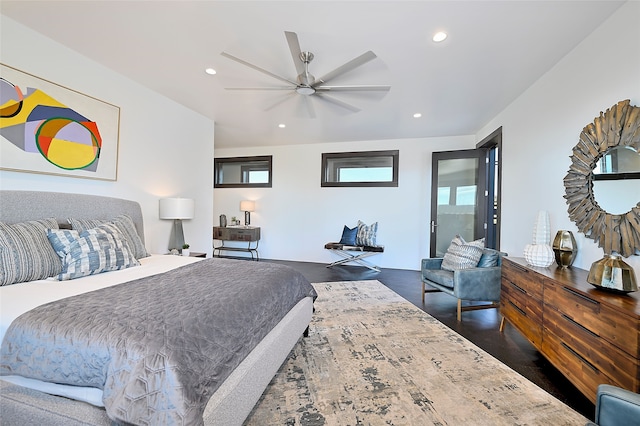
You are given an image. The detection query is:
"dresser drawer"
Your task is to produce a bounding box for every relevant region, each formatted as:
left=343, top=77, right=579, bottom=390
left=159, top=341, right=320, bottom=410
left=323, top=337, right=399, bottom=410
left=502, top=259, right=543, bottom=300
left=544, top=306, right=639, bottom=390
left=542, top=329, right=619, bottom=403
left=544, top=282, right=639, bottom=357
left=500, top=294, right=543, bottom=347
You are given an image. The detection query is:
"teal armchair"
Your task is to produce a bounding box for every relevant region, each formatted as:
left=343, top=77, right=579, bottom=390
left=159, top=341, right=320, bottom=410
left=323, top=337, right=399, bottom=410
left=586, top=384, right=640, bottom=426
left=421, top=248, right=504, bottom=321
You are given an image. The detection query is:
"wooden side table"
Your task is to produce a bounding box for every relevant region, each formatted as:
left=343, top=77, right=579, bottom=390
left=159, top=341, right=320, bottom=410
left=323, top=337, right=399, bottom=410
left=213, top=226, right=260, bottom=260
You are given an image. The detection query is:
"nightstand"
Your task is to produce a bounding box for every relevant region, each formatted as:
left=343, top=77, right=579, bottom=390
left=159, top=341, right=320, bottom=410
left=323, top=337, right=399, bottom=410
left=213, top=226, right=260, bottom=260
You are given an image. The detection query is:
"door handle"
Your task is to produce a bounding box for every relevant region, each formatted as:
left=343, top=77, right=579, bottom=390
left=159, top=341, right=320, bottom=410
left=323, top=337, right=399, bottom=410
left=431, top=220, right=438, bottom=233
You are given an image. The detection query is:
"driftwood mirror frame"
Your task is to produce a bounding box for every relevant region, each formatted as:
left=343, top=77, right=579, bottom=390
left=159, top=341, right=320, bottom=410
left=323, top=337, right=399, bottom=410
left=563, top=100, right=640, bottom=257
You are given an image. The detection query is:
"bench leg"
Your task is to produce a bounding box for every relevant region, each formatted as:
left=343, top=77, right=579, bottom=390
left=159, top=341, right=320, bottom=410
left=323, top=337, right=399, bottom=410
left=326, top=250, right=381, bottom=272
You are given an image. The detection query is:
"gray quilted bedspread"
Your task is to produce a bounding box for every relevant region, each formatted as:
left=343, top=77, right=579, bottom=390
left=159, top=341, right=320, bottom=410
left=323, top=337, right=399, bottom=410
left=0, top=258, right=316, bottom=425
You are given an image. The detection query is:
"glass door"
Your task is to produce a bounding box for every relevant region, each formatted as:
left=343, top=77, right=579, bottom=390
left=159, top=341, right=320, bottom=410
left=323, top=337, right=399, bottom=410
left=430, top=149, right=488, bottom=257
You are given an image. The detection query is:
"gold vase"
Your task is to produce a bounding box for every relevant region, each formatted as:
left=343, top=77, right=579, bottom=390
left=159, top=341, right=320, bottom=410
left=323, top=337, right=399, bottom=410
left=587, top=254, right=638, bottom=293
left=552, top=230, right=577, bottom=268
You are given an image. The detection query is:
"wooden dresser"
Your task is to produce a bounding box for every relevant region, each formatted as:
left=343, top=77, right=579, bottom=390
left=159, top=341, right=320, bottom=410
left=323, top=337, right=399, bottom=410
left=500, top=257, right=640, bottom=403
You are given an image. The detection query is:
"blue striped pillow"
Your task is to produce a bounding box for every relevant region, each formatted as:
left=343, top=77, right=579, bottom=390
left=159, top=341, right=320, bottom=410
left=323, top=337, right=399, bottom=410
left=47, top=223, right=139, bottom=281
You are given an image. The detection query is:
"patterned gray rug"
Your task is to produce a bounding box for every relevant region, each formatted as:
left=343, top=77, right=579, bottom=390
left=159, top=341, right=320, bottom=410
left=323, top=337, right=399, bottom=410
left=244, top=280, right=588, bottom=425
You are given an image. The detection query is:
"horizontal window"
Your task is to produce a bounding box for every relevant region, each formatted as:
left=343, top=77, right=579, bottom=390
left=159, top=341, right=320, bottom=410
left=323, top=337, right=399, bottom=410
left=321, top=150, right=399, bottom=187
left=214, top=155, right=272, bottom=188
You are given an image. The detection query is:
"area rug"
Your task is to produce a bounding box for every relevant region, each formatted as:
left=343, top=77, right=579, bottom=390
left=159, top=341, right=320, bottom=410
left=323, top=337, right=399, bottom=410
left=244, top=280, right=588, bottom=425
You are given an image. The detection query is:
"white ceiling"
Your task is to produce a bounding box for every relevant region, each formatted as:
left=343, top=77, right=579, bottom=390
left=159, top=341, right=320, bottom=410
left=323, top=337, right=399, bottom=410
left=1, top=1, right=625, bottom=149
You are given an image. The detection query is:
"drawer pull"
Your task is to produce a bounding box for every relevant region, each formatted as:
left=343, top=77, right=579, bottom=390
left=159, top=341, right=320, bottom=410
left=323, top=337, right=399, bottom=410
left=561, top=314, right=599, bottom=338
left=508, top=300, right=526, bottom=317
left=509, top=263, right=529, bottom=273
left=510, top=282, right=527, bottom=294
left=561, top=342, right=598, bottom=373
left=562, top=287, right=599, bottom=306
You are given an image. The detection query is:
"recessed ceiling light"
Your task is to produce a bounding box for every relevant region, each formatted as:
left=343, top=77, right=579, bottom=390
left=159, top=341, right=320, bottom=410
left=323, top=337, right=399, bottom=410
left=205, top=68, right=217, bottom=75
left=413, top=113, right=422, bottom=118
left=432, top=32, right=447, bottom=43
left=278, top=123, right=286, bottom=128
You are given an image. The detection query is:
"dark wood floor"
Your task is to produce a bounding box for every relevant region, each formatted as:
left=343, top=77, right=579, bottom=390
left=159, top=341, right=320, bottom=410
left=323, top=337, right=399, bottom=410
left=264, top=258, right=596, bottom=421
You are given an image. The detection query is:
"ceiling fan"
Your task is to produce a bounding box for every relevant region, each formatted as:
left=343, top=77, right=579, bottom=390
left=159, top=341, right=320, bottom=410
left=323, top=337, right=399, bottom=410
left=221, top=31, right=390, bottom=117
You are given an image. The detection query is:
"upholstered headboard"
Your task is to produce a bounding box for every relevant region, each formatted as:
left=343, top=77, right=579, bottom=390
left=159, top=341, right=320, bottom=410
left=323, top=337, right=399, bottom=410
left=0, top=191, right=146, bottom=244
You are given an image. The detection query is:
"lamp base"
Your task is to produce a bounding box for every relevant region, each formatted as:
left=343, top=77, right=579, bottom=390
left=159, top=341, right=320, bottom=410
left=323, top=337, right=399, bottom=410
left=244, top=211, right=251, bottom=226
left=170, top=219, right=186, bottom=251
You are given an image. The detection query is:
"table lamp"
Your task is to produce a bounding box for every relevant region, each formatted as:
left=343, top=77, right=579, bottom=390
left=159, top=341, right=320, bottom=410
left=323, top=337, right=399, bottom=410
left=159, top=198, right=194, bottom=251
left=240, top=200, right=255, bottom=226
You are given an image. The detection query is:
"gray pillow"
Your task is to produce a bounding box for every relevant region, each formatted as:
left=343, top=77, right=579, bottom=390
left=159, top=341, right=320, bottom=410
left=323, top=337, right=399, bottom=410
left=441, top=235, right=485, bottom=271
left=68, top=215, right=150, bottom=259
left=0, top=218, right=62, bottom=286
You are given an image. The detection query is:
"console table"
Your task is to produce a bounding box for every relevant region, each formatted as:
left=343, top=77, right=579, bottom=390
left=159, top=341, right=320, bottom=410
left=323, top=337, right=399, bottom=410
left=500, top=257, right=640, bottom=403
left=213, top=226, right=260, bottom=260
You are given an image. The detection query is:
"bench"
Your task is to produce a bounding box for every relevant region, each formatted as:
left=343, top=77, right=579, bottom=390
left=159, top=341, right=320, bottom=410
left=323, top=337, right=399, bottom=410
left=324, top=242, right=384, bottom=272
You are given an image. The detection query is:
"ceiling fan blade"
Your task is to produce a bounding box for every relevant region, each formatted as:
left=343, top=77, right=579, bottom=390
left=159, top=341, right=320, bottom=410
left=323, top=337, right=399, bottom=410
left=284, top=31, right=305, bottom=77
left=264, top=92, right=297, bottom=112
left=221, top=51, right=297, bottom=86
left=315, top=85, right=391, bottom=92
left=314, top=92, right=361, bottom=113
left=315, top=51, right=378, bottom=85
left=302, top=96, right=316, bottom=119
left=225, top=87, right=293, bottom=91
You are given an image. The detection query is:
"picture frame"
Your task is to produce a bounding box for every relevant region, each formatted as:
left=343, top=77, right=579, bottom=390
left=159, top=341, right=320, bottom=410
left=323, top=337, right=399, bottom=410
left=0, top=63, right=120, bottom=181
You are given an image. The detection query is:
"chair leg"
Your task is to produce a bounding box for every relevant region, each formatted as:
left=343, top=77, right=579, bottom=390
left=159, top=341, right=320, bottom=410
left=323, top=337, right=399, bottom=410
left=421, top=282, right=425, bottom=303
left=499, top=316, right=506, bottom=332
left=457, top=299, right=462, bottom=321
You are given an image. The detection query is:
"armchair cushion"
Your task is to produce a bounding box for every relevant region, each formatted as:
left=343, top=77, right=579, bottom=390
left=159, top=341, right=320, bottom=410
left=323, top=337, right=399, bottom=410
left=441, top=235, right=485, bottom=271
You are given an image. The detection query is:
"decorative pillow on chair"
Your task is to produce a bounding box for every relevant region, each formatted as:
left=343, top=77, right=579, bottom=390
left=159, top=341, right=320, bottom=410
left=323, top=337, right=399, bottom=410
left=339, top=225, right=358, bottom=245
left=0, top=218, right=62, bottom=286
left=441, top=235, right=485, bottom=271
left=356, top=220, right=378, bottom=246
left=47, top=223, right=139, bottom=281
left=68, top=215, right=150, bottom=259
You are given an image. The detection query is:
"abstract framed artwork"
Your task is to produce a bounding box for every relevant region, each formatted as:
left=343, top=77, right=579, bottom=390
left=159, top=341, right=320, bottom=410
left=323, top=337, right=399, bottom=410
left=0, top=64, right=120, bottom=181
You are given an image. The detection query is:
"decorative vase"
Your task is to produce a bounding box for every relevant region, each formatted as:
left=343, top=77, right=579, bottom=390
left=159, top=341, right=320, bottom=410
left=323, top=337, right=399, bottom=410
left=523, top=243, right=555, bottom=268
left=587, top=254, right=638, bottom=293
left=552, top=230, right=577, bottom=268
left=182, top=248, right=190, bottom=257
left=524, top=210, right=554, bottom=267
left=532, top=210, right=551, bottom=245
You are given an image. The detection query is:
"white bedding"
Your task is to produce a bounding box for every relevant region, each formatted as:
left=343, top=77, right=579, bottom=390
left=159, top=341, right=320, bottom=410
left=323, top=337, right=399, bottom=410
left=0, top=254, right=202, bottom=405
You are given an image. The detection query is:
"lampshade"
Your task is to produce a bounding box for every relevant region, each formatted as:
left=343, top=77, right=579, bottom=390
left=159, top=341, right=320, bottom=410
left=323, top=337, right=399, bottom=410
left=159, top=198, right=195, bottom=220
left=240, top=200, right=255, bottom=212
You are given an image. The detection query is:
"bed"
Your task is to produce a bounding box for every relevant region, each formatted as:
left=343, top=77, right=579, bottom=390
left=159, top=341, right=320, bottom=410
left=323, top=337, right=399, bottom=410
left=0, top=190, right=316, bottom=425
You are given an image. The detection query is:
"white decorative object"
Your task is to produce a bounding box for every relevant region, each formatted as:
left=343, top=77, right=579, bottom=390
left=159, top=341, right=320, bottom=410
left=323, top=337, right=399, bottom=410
left=182, top=249, right=190, bottom=257
left=523, top=210, right=554, bottom=267
left=524, top=243, right=555, bottom=267
left=532, top=210, right=551, bottom=245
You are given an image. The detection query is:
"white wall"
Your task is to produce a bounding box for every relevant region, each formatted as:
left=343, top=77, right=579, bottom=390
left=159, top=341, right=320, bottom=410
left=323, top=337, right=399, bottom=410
left=214, top=136, right=475, bottom=270
left=0, top=16, right=215, bottom=256
left=477, top=0, right=640, bottom=272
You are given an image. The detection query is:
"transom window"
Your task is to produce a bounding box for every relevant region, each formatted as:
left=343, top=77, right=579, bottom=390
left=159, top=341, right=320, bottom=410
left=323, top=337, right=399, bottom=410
left=321, top=150, right=399, bottom=187
left=214, top=156, right=272, bottom=188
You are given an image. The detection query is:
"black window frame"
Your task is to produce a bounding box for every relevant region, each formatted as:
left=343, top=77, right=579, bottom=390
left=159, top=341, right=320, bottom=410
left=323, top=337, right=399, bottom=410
left=214, top=155, right=273, bottom=188
left=321, top=150, right=399, bottom=187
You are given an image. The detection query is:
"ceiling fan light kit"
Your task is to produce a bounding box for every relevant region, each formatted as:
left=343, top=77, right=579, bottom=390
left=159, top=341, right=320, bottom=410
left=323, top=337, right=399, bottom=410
left=221, top=31, right=390, bottom=116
